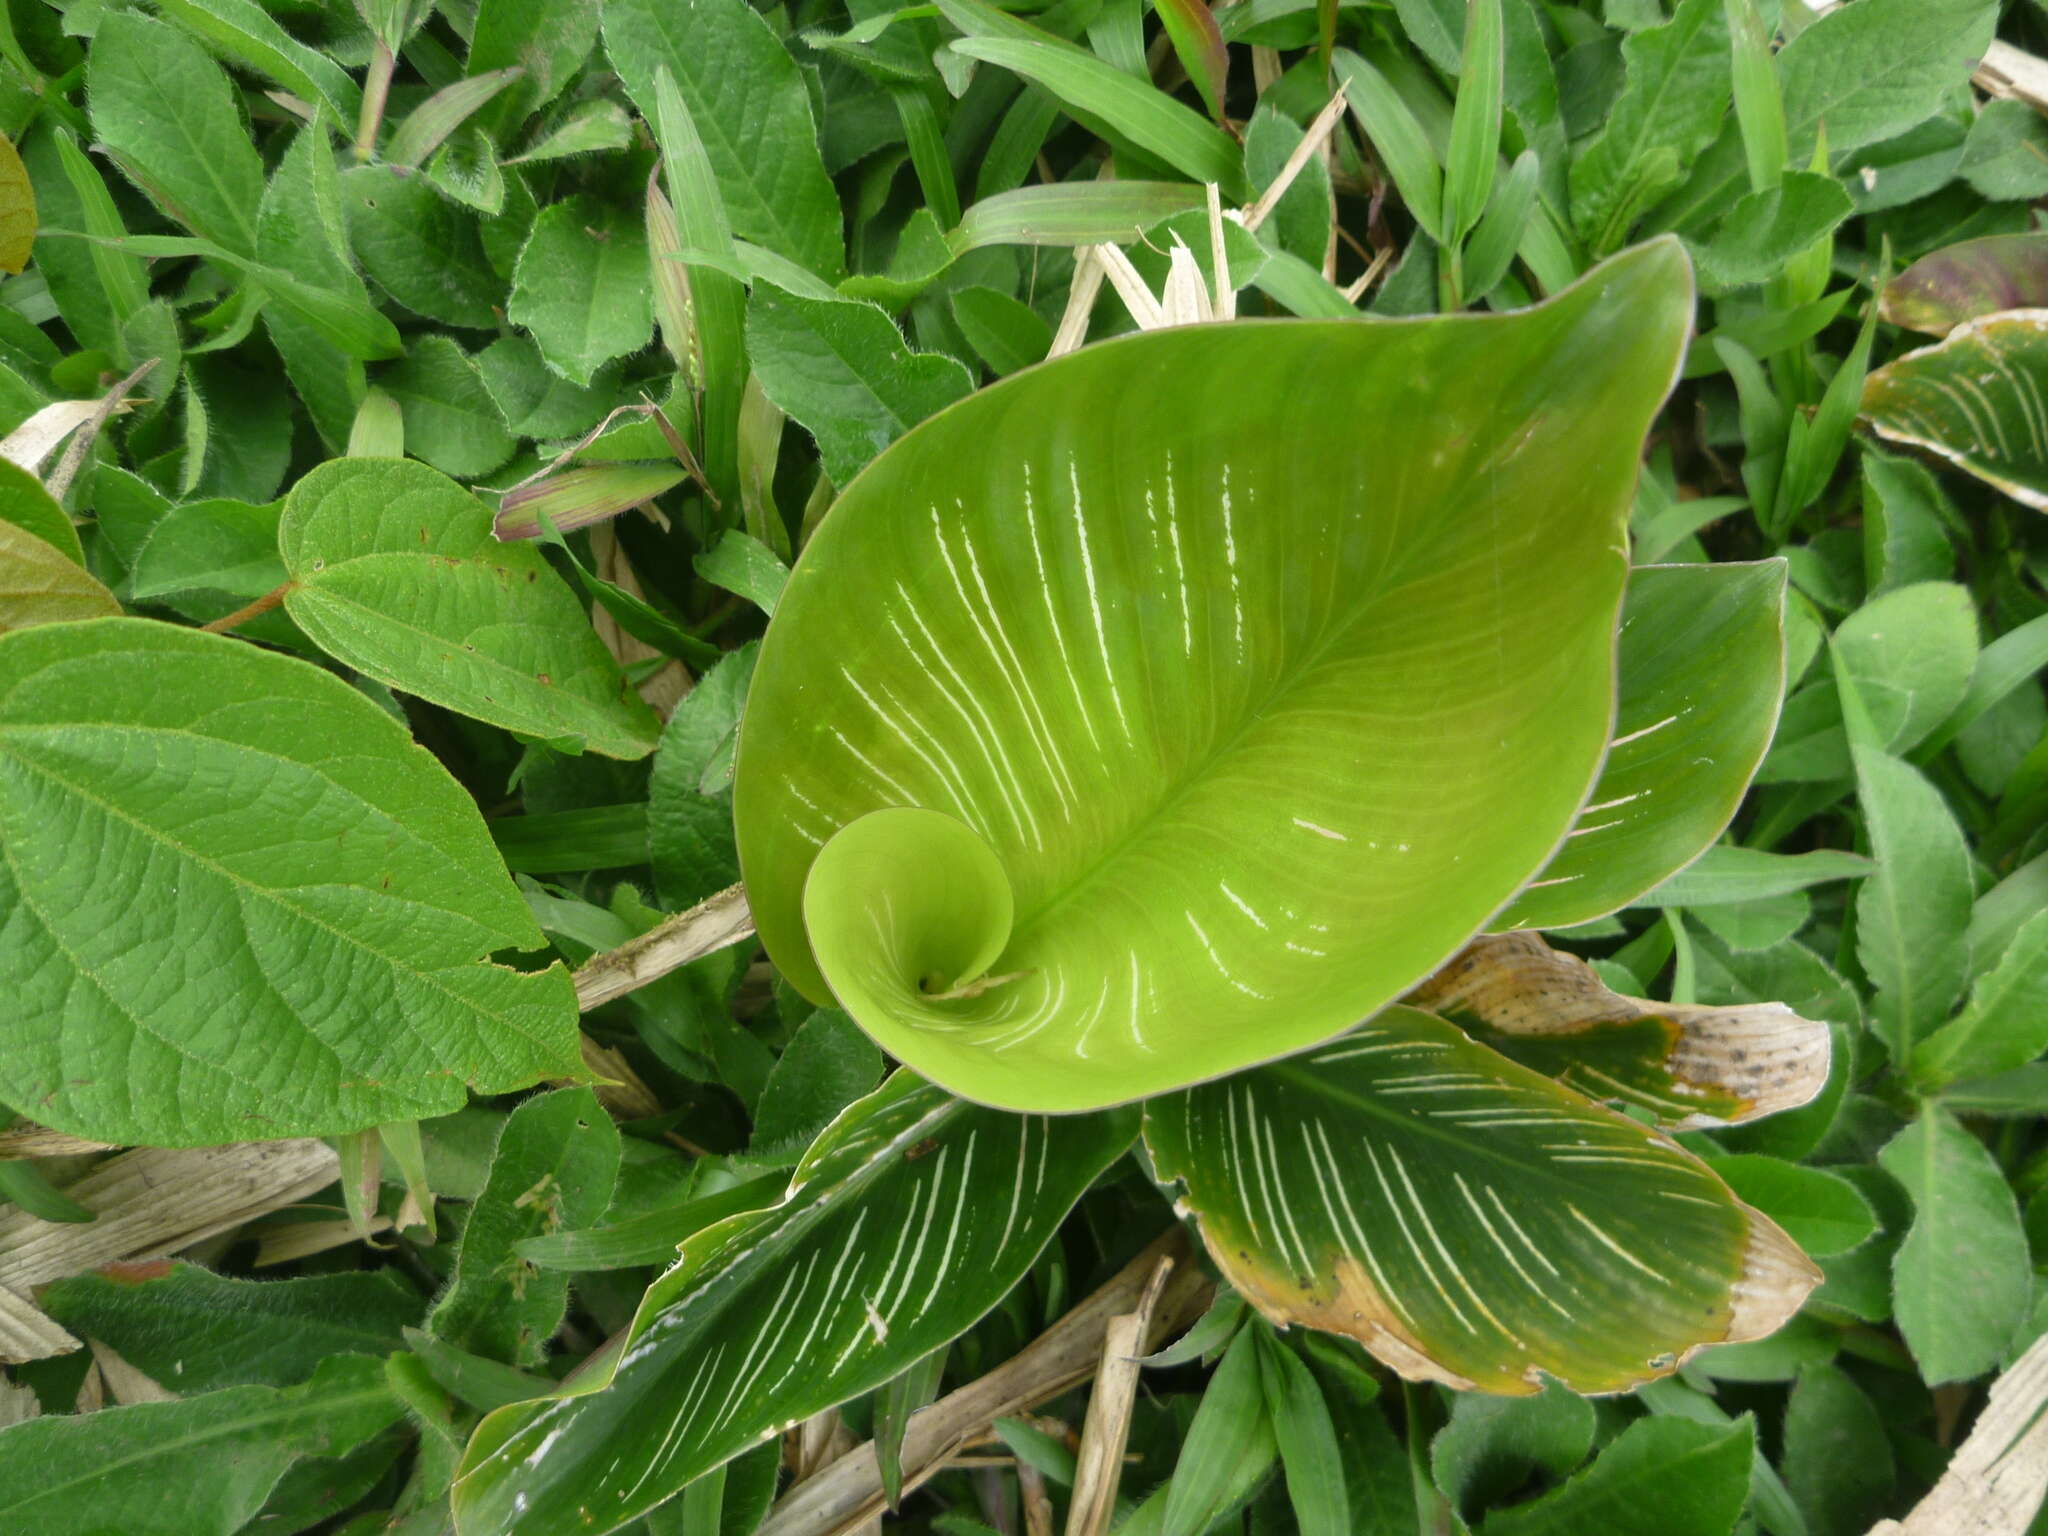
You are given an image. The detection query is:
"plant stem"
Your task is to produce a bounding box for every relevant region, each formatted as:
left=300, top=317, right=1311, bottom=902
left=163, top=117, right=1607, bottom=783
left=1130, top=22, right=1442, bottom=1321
left=355, top=39, right=394, bottom=160
left=199, top=583, right=292, bottom=634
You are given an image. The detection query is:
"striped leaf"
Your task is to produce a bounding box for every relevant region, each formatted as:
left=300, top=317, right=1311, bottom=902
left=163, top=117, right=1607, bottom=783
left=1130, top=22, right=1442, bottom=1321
left=733, top=239, right=1696, bottom=1113
left=1145, top=1006, right=1818, bottom=1395
left=1860, top=310, right=2048, bottom=511
left=1500, top=561, right=1788, bottom=931
left=451, top=1073, right=1135, bottom=1534
left=1409, top=932, right=1830, bottom=1129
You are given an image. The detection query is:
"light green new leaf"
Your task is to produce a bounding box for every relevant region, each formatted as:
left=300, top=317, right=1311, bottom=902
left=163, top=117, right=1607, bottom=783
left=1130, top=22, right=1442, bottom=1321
left=508, top=196, right=656, bottom=388
left=1852, top=746, right=1974, bottom=1062
left=1146, top=1007, right=1817, bottom=1396
left=1880, top=1106, right=2031, bottom=1384
left=1411, top=932, right=1829, bottom=1130
left=745, top=282, right=975, bottom=489
left=0, top=1355, right=402, bottom=1536
left=1634, top=845, right=1870, bottom=906
left=451, top=1074, right=1136, bottom=1534
left=1860, top=311, right=2048, bottom=511
left=279, top=458, right=661, bottom=759
left=0, top=619, right=584, bottom=1146
left=428, top=1088, right=620, bottom=1367
left=1500, top=561, right=1786, bottom=931
left=605, top=0, right=846, bottom=279
left=85, top=12, right=264, bottom=255
left=735, top=243, right=1694, bottom=1112
left=0, top=519, right=119, bottom=631
left=1832, top=582, right=1977, bottom=754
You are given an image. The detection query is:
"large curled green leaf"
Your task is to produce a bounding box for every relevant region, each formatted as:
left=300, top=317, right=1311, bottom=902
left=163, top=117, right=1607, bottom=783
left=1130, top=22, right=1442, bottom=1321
left=1500, top=560, right=1786, bottom=932
left=0, top=618, right=583, bottom=1146
left=279, top=458, right=661, bottom=759
left=452, top=1072, right=1136, bottom=1533
left=1145, top=1006, right=1818, bottom=1396
left=733, top=240, right=1695, bottom=1112
left=1860, top=311, right=2048, bottom=511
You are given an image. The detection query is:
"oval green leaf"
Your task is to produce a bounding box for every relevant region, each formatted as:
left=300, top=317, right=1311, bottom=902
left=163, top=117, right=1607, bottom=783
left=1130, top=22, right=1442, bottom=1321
left=452, top=1073, right=1136, bottom=1533
left=0, top=618, right=583, bottom=1146
left=280, top=458, right=661, bottom=759
left=0, top=519, right=119, bottom=632
left=1145, top=1005, right=1818, bottom=1395
left=734, top=240, right=1695, bottom=1112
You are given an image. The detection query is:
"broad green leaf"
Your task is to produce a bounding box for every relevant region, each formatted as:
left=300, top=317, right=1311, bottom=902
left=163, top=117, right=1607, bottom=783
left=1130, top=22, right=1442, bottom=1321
left=1146, top=1006, right=1818, bottom=1396
left=1913, top=910, right=2048, bottom=1088
left=378, top=335, right=518, bottom=480
left=452, top=1074, right=1136, bottom=1533
left=1781, top=1361, right=1893, bottom=1536
left=123, top=496, right=292, bottom=635
left=1860, top=312, right=2048, bottom=511
left=49, top=127, right=144, bottom=336
left=605, top=0, right=846, bottom=279
left=0, top=130, right=31, bottom=276
left=477, top=336, right=621, bottom=442
left=0, top=460, right=80, bottom=568
left=37, top=1263, right=423, bottom=1393
left=1568, top=0, right=1731, bottom=256
left=428, top=1088, right=620, bottom=1367
left=341, top=166, right=503, bottom=332
left=1335, top=49, right=1445, bottom=239
left=257, top=127, right=370, bottom=453
left=745, top=282, right=974, bottom=489
left=1832, top=582, right=1977, bottom=754
left=1958, top=98, right=2048, bottom=201
left=748, top=1008, right=885, bottom=1161
left=1442, top=0, right=1503, bottom=247
left=1880, top=232, right=2048, bottom=335
left=951, top=286, right=1053, bottom=375
left=0, top=518, right=118, bottom=631
left=1879, top=1105, right=2030, bottom=1384
left=1861, top=449, right=1956, bottom=596
left=0, top=1355, right=402, bottom=1536
left=511, top=100, right=634, bottom=165
left=1500, top=561, right=1786, bottom=930
left=155, top=0, right=362, bottom=128
left=1634, top=845, right=1870, bottom=906
left=1431, top=1380, right=1594, bottom=1517
left=1689, top=172, right=1852, bottom=292
left=469, top=0, right=601, bottom=126
left=85, top=12, right=264, bottom=254
left=0, top=618, right=582, bottom=1146
left=508, top=195, right=656, bottom=388
left=1160, top=1328, right=1275, bottom=1535
left=734, top=241, right=1694, bottom=1112
left=278, top=458, right=661, bottom=759
left=1852, top=746, right=1974, bottom=1062
left=1479, top=1414, right=1753, bottom=1536
left=1411, top=932, right=1829, bottom=1130
left=696, top=530, right=789, bottom=615
left=1710, top=1155, right=1876, bottom=1258
left=948, top=37, right=1248, bottom=197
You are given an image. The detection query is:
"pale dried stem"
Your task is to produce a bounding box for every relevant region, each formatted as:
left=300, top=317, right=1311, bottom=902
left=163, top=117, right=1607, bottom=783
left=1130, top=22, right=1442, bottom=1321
left=1050, top=248, right=1107, bottom=358
left=758, top=1229, right=1211, bottom=1536
left=1242, top=91, right=1348, bottom=234
left=1869, top=1329, right=2048, bottom=1536
left=589, top=524, right=692, bottom=718
left=578, top=1033, right=664, bottom=1120
left=572, top=883, right=756, bottom=1012
left=1065, top=1255, right=1176, bottom=1536
left=0, top=1123, right=118, bottom=1160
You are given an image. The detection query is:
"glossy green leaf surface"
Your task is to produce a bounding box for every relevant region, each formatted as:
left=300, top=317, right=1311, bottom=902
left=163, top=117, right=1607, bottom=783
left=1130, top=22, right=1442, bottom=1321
left=1501, top=561, right=1786, bottom=931
left=734, top=241, right=1694, bottom=1112
left=0, top=618, right=583, bottom=1145
left=452, top=1073, right=1135, bottom=1533
left=1146, top=1006, right=1817, bottom=1395
left=1860, top=311, right=2048, bottom=511
left=280, top=458, right=661, bottom=759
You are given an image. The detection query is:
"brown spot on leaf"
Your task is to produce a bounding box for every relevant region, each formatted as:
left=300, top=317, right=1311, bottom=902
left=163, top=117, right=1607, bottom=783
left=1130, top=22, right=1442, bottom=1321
left=98, top=1260, right=175, bottom=1285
